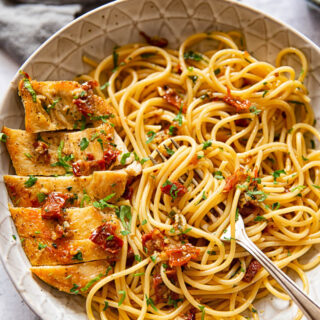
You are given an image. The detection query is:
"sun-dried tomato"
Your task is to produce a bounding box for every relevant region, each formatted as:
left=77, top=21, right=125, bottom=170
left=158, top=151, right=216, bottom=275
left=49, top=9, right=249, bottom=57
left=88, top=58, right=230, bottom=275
left=223, top=169, right=247, bottom=192
left=103, top=147, right=119, bottom=168
left=165, top=243, right=200, bottom=267
left=243, top=259, right=262, bottom=282
left=161, top=180, right=187, bottom=200
left=142, top=229, right=165, bottom=254
left=41, top=192, right=69, bottom=220
left=90, top=221, right=123, bottom=260
left=33, top=140, right=49, bottom=155
left=72, top=159, right=106, bottom=176
left=152, top=269, right=178, bottom=303
left=222, top=87, right=251, bottom=113
left=160, top=86, right=186, bottom=112
left=140, top=31, right=168, bottom=48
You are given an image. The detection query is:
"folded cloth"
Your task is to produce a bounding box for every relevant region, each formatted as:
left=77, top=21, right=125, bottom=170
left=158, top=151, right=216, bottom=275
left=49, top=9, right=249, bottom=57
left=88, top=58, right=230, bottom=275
left=0, top=0, right=81, bottom=63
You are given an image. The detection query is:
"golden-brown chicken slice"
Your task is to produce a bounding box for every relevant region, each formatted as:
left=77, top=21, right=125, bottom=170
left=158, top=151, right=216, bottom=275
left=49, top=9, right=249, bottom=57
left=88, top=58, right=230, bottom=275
left=9, top=206, right=113, bottom=240
left=19, top=77, right=118, bottom=133
left=31, top=260, right=111, bottom=295
left=4, top=170, right=127, bottom=207
left=22, top=238, right=112, bottom=266
left=2, top=123, right=131, bottom=176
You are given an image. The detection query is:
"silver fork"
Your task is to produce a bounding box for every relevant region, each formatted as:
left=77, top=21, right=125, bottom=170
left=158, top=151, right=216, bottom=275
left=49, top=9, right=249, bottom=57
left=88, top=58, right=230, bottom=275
left=222, top=216, right=320, bottom=320
left=153, top=139, right=320, bottom=320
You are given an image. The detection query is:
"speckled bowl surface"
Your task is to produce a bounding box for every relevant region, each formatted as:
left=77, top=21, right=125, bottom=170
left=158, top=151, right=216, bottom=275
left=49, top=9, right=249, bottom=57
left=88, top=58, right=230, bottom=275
left=0, top=0, right=320, bottom=319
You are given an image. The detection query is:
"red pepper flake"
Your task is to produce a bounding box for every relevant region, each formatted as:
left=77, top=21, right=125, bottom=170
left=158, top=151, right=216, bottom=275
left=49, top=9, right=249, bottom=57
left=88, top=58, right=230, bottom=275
left=165, top=243, right=200, bottom=267
left=243, top=259, right=262, bottom=282
left=90, top=221, right=123, bottom=260
left=140, top=31, right=168, bottom=48
left=160, top=86, right=186, bottom=113
left=41, top=192, right=69, bottom=220
left=142, top=229, right=164, bottom=254
left=161, top=180, right=187, bottom=200
left=222, top=87, right=251, bottom=113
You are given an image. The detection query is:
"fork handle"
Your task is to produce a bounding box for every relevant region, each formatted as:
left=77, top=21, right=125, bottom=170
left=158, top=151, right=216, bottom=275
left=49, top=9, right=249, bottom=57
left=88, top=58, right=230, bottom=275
left=237, top=231, right=320, bottom=320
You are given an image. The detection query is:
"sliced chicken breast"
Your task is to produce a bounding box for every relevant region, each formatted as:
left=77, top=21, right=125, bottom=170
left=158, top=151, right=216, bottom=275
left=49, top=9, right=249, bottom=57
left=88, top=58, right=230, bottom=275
left=2, top=123, right=131, bottom=176
left=4, top=170, right=127, bottom=207
left=19, top=78, right=118, bottom=133
left=31, top=260, right=110, bottom=295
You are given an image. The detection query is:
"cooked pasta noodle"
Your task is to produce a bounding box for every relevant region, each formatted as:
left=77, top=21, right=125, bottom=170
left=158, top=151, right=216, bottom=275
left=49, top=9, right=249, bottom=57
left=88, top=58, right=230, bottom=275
left=78, top=31, right=320, bottom=320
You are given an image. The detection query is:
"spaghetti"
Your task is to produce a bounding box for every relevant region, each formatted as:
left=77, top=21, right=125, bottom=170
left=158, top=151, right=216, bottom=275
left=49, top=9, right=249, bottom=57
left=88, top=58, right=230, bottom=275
left=79, top=31, right=320, bottom=320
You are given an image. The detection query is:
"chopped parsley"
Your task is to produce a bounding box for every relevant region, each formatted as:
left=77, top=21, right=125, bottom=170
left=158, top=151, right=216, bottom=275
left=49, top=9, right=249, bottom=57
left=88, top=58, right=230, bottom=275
left=312, top=185, right=320, bottom=189
left=272, top=202, right=280, bottom=210
left=250, top=106, right=261, bottom=115
left=311, top=139, right=316, bottom=149
left=302, top=155, right=309, bottom=161
left=51, top=141, right=73, bottom=173
left=168, top=125, right=178, bottom=136
left=164, top=144, right=174, bottom=156
left=46, top=97, right=61, bottom=112
left=70, top=283, right=80, bottom=295
left=116, top=205, right=132, bottom=232
left=80, top=137, right=89, bottom=150
left=146, top=295, right=158, bottom=311
left=37, top=192, right=47, bottom=203
left=188, top=75, right=198, bottom=84
left=161, top=180, right=179, bottom=200
left=100, top=82, right=109, bottom=90
left=134, top=254, right=141, bottom=262
left=120, top=152, right=131, bottom=165
left=291, top=185, right=306, bottom=192
left=93, top=193, right=116, bottom=209
left=146, top=131, right=156, bottom=144
left=72, top=251, right=83, bottom=261
left=12, top=235, right=16, bottom=241
left=118, top=290, right=126, bottom=306
left=262, top=90, right=268, bottom=98
left=184, top=51, right=203, bottom=62
left=80, top=274, right=103, bottom=292
left=141, top=219, right=147, bottom=225
left=23, top=77, right=37, bottom=102
left=202, top=140, right=212, bottom=150
left=272, top=169, right=286, bottom=182
left=0, top=133, right=7, bottom=142
left=214, top=68, right=221, bottom=75
left=103, top=301, right=109, bottom=310
left=246, top=190, right=268, bottom=202
left=38, top=242, right=47, bottom=250
left=120, top=230, right=130, bottom=236
left=173, top=107, right=183, bottom=126
left=254, top=215, right=267, bottom=222
left=24, top=153, right=32, bottom=159
left=214, top=171, right=224, bottom=180
left=199, top=305, right=205, bottom=320
left=24, top=175, right=37, bottom=188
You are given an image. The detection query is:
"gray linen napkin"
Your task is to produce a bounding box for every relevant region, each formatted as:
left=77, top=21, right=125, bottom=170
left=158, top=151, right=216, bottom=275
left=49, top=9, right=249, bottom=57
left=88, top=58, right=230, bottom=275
left=0, top=1, right=81, bottom=63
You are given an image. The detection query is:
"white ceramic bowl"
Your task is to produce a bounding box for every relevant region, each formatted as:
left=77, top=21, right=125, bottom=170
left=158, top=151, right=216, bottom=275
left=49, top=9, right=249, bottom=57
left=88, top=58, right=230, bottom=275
left=1, top=0, right=320, bottom=319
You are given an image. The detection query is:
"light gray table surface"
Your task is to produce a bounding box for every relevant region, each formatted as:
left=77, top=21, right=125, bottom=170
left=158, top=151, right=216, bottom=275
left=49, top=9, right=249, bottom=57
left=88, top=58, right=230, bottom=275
left=0, top=0, right=319, bottom=319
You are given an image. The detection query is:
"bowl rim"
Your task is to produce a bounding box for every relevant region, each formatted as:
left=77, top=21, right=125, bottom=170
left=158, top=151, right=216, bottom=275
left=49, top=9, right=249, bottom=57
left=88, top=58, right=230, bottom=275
left=0, top=0, right=320, bottom=318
